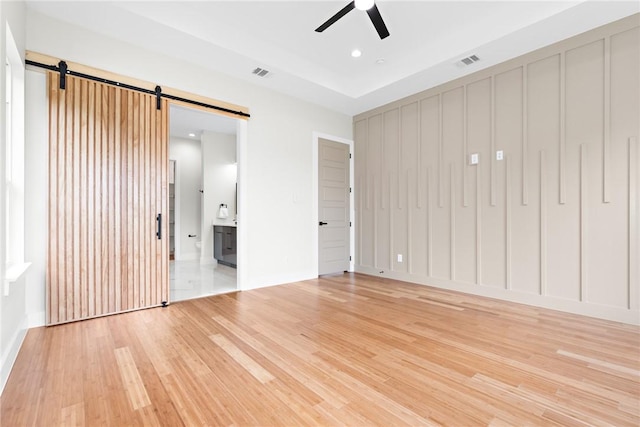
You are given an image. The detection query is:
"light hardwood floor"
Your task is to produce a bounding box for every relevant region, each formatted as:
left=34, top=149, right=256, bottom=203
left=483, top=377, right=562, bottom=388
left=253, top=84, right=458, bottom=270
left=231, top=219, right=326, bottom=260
left=2, top=273, right=639, bottom=426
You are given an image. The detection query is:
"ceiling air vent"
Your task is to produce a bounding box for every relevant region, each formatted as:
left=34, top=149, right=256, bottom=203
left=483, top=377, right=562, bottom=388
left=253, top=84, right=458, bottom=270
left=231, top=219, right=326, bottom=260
left=252, top=67, right=270, bottom=77
left=457, top=54, right=480, bottom=67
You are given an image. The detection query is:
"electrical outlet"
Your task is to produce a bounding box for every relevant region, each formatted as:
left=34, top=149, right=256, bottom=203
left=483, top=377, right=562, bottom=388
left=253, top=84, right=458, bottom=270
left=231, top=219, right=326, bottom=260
left=397, top=254, right=403, bottom=263
left=496, top=150, right=504, bottom=161
left=470, top=153, right=479, bottom=165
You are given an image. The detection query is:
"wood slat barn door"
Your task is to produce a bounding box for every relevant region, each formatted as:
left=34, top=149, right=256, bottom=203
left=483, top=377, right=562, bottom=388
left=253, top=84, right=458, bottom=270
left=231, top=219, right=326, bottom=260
left=47, top=72, right=169, bottom=325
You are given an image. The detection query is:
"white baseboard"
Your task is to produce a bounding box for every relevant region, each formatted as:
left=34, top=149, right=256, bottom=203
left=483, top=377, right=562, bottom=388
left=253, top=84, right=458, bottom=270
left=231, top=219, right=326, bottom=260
left=28, top=311, right=45, bottom=328
left=0, top=315, right=28, bottom=395
left=200, top=257, right=215, bottom=266
left=355, top=266, right=640, bottom=325
left=242, top=272, right=315, bottom=292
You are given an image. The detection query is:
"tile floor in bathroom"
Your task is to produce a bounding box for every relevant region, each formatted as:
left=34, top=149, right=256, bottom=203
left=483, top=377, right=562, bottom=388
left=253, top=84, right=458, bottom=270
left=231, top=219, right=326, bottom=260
left=169, top=260, right=237, bottom=302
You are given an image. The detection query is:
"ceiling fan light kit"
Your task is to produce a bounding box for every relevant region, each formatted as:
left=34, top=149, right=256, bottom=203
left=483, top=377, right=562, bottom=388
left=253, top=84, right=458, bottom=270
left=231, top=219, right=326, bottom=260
left=315, top=0, right=390, bottom=40
left=355, top=0, right=375, bottom=11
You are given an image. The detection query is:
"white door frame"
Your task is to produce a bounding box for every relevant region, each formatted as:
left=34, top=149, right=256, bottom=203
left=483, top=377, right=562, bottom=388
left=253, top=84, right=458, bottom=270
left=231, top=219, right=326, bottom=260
left=236, top=119, right=248, bottom=290
left=312, top=132, right=355, bottom=275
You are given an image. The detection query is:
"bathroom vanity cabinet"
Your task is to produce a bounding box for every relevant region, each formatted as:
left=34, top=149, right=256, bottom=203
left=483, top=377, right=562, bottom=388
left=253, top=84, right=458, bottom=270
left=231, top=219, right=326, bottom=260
left=213, top=225, right=237, bottom=268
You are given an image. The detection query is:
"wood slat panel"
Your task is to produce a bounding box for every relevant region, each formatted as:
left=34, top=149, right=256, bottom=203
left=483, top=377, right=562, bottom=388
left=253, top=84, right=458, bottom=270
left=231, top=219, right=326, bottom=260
left=46, top=72, right=169, bottom=325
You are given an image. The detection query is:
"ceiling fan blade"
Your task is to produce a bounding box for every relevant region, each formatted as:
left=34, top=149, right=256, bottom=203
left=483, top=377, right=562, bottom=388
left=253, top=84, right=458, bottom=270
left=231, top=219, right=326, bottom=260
left=366, top=3, right=390, bottom=39
left=315, top=1, right=356, bottom=33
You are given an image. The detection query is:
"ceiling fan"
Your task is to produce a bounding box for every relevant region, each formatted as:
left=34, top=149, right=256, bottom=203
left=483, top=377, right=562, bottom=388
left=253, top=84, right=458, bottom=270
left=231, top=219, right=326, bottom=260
left=315, top=0, right=390, bottom=40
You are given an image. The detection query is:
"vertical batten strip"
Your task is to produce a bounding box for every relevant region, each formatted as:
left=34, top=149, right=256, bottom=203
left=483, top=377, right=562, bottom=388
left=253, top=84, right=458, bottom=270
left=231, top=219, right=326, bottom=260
left=79, top=80, right=88, bottom=319
left=417, top=102, right=423, bottom=209
left=407, top=169, right=413, bottom=274
left=603, top=37, right=611, bottom=203
left=505, top=155, right=512, bottom=290
left=152, top=99, right=159, bottom=303
left=450, top=164, right=456, bottom=280
left=120, top=92, right=128, bottom=310
left=463, top=85, right=469, bottom=207
left=148, top=96, right=154, bottom=306
left=121, top=92, right=128, bottom=309
left=439, top=94, right=444, bottom=208
left=417, top=169, right=423, bottom=211
left=476, top=164, right=482, bottom=285
left=59, top=75, right=66, bottom=322
left=381, top=116, right=386, bottom=212
left=148, top=96, right=155, bottom=305
left=156, top=101, right=163, bottom=303
left=522, top=65, right=529, bottom=206
left=540, top=150, right=547, bottom=296
left=88, top=81, right=96, bottom=317
left=490, top=76, right=497, bottom=207
left=73, top=78, right=81, bottom=319
left=357, top=175, right=361, bottom=266
left=130, top=91, right=135, bottom=308
left=150, top=97, right=158, bottom=302
left=389, top=173, right=394, bottom=270
left=101, top=85, right=109, bottom=314
left=373, top=176, right=378, bottom=269
left=629, top=137, right=638, bottom=310
left=95, top=83, right=104, bottom=316
left=398, top=108, right=402, bottom=210
left=47, top=73, right=58, bottom=324
left=109, top=87, right=117, bottom=313
left=580, top=144, right=588, bottom=302
left=142, top=93, right=149, bottom=306
left=162, top=100, right=170, bottom=304
left=114, top=89, right=122, bottom=313
left=141, top=96, right=148, bottom=307
left=133, top=92, right=140, bottom=309
left=427, top=167, right=432, bottom=277
left=559, top=52, right=567, bottom=205
left=65, top=78, right=74, bottom=319
left=366, top=171, right=372, bottom=211
left=365, top=120, right=371, bottom=211
left=103, top=87, right=111, bottom=313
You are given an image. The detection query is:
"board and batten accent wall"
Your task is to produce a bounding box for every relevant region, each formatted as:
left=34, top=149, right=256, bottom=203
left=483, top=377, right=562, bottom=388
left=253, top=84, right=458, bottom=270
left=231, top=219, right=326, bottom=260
left=354, top=15, right=639, bottom=324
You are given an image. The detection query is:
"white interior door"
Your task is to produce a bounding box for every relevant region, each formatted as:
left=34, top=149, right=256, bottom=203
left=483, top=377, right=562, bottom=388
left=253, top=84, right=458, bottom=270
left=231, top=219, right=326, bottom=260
left=318, top=138, right=350, bottom=275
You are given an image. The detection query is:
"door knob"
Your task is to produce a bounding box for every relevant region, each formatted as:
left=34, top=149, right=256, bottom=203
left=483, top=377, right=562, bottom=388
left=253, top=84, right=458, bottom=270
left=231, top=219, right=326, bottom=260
left=319, top=221, right=328, bottom=226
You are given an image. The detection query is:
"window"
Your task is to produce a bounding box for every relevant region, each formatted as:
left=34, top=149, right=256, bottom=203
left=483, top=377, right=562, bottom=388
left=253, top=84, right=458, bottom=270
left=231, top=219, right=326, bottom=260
left=3, top=24, right=27, bottom=290
left=5, top=57, right=12, bottom=265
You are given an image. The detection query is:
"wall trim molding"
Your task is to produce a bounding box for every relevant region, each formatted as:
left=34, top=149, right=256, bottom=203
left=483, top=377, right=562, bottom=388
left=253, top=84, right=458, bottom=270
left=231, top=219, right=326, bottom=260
left=356, top=267, right=640, bottom=325
left=0, top=315, right=28, bottom=395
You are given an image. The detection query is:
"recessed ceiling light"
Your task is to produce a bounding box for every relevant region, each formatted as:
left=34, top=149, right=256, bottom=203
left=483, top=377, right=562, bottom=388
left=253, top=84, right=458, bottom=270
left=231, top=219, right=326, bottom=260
left=189, top=133, right=196, bottom=137
left=351, top=49, right=362, bottom=58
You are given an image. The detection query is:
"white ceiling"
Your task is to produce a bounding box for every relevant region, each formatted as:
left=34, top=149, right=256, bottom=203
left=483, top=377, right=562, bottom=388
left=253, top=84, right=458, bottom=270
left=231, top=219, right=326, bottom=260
left=26, top=0, right=639, bottom=124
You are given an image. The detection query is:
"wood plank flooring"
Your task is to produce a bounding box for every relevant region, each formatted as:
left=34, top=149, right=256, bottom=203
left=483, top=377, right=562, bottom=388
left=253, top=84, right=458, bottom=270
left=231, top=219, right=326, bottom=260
left=2, top=273, right=639, bottom=426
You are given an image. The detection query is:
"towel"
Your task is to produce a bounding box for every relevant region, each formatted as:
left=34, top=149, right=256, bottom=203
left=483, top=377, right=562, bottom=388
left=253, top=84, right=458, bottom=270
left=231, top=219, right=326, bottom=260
left=217, top=205, right=229, bottom=219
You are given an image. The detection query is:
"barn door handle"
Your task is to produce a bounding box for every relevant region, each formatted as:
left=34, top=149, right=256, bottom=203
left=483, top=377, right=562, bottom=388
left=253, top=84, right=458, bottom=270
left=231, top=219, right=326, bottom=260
left=319, top=221, right=328, bottom=226
left=156, top=214, right=162, bottom=239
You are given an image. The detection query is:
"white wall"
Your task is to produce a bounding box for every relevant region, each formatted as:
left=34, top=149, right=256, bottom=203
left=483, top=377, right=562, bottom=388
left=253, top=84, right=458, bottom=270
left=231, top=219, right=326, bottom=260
left=170, top=137, right=202, bottom=261
left=21, top=7, right=352, bottom=332
left=201, top=131, right=237, bottom=262
left=0, top=0, right=27, bottom=394
left=24, top=70, right=46, bottom=328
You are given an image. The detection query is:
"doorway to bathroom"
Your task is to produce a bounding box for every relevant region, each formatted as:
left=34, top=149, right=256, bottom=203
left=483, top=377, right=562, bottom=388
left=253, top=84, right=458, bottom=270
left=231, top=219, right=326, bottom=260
left=169, top=104, right=239, bottom=302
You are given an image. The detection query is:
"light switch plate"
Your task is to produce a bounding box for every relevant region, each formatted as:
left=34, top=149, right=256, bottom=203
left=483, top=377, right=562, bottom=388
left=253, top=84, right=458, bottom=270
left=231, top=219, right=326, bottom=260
left=470, top=153, right=479, bottom=165
left=397, top=254, right=403, bottom=263
left=496, top=150, right=504, bottom=161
